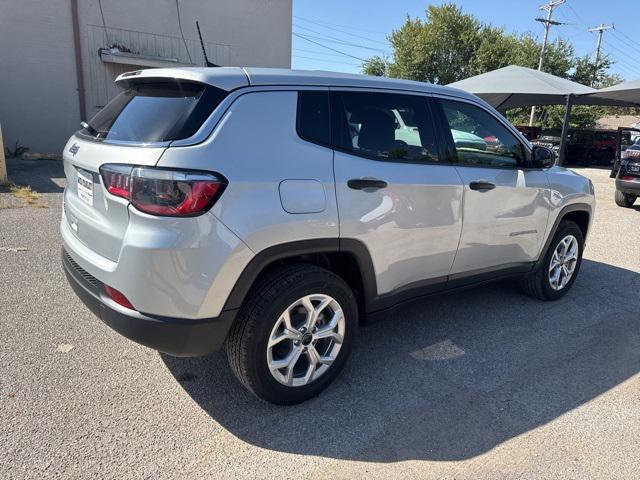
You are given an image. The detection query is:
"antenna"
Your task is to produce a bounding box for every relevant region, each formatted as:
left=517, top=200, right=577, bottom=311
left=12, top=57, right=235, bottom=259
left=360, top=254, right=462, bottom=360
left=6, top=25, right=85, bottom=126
left=196, top=21, right=219, bottom=67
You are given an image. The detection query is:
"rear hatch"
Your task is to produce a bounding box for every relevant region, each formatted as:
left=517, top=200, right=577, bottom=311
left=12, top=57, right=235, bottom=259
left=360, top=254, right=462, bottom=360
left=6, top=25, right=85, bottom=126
left=63, top=80, right=226, bottom=262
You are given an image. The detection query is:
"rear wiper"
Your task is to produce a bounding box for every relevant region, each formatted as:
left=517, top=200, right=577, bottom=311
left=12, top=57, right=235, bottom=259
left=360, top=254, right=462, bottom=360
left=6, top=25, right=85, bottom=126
left=80, top=121, right=99, bottom=137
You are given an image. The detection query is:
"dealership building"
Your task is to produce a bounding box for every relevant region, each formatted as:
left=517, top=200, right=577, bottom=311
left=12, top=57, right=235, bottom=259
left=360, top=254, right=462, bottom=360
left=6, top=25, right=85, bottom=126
left=0, top=0, right=292, bottom=153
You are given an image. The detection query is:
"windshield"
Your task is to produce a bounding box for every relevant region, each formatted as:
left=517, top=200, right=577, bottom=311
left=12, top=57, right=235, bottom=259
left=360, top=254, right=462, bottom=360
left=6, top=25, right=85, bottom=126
left=80, top=81, right=224, bottom=143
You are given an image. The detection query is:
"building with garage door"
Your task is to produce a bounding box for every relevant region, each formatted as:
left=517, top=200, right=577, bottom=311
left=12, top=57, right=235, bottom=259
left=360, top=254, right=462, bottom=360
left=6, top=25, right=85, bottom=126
left=0, top=0, right=292, bottom=154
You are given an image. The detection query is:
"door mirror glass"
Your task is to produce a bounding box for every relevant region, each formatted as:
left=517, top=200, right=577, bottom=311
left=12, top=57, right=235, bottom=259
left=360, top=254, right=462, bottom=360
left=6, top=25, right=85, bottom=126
left=531, top=146, right=555, bottom=168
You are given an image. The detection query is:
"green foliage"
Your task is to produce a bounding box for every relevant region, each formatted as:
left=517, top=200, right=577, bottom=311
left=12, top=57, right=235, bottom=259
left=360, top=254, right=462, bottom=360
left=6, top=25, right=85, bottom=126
left=363, top=2, right=636, bottom=129
left=362, top=56, right=388, bottom=77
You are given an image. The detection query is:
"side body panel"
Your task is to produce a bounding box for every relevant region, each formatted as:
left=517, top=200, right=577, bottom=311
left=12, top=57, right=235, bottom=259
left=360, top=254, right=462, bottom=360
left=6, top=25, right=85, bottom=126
left=158, top=88, right=339, bottom=259
left=450, top=166, right=550, bottom=274
left=334, top=152, right=463, bottom=294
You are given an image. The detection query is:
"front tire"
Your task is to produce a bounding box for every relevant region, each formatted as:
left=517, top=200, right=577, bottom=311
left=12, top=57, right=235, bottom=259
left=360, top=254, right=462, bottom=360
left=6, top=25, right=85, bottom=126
left=520, top=220, right=584, bottom=301
left=225, top=263, right=357, bottom=405
left=615, top=190, right=636, bottom=208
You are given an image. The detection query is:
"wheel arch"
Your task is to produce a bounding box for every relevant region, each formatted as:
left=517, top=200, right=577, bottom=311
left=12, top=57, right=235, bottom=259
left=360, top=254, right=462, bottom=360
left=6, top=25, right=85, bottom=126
left=221, top=239, right=377, bottom=323
left=537, top=203, right=592, bottom=267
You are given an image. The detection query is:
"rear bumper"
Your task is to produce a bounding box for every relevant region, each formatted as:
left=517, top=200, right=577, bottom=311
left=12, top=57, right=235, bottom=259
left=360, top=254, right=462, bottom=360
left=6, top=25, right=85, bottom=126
left=62, top=248, right=237, bottom=357
left=616, top=177, right=640, bottom=196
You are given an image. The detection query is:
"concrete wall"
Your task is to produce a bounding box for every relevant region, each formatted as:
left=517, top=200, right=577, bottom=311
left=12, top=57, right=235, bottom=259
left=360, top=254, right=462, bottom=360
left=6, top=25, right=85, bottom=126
left=0, top=0, right=82, bottom=154
left=0, top=0, right=292, bottom=154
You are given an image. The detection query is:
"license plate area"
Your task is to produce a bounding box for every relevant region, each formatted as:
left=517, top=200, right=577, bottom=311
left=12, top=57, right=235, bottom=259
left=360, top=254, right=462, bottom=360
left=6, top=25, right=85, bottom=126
left=628, top=164, right=640, bottom=172
left=76, top=168, right=94, bottom=206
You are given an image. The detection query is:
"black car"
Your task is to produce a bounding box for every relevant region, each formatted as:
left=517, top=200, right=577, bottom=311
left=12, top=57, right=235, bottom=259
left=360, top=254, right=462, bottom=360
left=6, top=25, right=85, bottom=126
left=531, top=129, right=616, bottom=166
left=614, top=138, right=640, bottom=208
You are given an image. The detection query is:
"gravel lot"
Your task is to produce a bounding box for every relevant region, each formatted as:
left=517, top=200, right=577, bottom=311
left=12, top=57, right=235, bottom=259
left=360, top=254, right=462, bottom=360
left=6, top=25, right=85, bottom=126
left=1, top=159, right=639, bottom=479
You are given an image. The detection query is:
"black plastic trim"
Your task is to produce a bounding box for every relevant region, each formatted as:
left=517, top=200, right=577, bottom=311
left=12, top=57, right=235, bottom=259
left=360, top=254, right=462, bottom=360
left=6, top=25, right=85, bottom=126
left=535, top=203, right=592, bottom=269
left=63, top=249, right=236, bottom=357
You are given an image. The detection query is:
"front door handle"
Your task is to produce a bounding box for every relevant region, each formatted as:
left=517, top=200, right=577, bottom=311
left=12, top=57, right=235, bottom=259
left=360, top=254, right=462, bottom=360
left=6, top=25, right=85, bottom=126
left=469, top=180, right=496, bottom=192
left=347, top=178, right=388, bottom=190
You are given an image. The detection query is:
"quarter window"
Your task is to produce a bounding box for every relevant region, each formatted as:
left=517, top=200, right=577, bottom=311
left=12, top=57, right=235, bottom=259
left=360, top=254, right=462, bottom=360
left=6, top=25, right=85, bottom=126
left=440, top=99, right=525, bottom=167
left=331, top=91, right=439, bottom=163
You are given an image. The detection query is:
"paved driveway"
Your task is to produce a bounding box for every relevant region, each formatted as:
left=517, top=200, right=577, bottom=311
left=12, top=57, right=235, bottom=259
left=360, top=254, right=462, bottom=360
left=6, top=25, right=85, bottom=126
left=1, top=161, right=639, bottom=479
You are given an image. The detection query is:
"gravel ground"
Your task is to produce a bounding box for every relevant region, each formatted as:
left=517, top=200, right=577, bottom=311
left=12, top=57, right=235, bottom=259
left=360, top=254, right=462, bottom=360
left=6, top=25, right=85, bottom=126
left=1, top=160, right=639, bottom=479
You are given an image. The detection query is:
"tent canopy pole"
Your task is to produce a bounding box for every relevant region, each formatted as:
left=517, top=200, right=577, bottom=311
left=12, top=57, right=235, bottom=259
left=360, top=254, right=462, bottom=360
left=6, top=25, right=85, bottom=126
left=557, top=94, right=574, bottom=166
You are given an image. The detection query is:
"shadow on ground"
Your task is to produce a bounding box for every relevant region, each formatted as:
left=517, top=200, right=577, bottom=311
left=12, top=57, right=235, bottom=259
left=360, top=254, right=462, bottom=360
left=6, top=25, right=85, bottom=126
left=163, top=260, right=639, bottom=462
left=5, top=157, right=65, bottom=193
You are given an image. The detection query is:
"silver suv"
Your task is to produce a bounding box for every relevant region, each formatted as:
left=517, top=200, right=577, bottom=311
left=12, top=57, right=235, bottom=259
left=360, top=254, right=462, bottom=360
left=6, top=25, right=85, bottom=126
left=61, top=67, right=595, bottom=404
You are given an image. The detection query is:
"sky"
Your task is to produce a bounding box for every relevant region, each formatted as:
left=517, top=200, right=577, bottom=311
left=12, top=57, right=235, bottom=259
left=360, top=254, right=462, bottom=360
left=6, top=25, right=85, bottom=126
left=291, top=0, right=640, bottom=81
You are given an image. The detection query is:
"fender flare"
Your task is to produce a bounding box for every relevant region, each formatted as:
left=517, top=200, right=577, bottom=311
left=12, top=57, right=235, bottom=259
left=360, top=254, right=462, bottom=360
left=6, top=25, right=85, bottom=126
left=221, top=238, right=377, bottom=312
left=536, top=202, right=592, bottom=268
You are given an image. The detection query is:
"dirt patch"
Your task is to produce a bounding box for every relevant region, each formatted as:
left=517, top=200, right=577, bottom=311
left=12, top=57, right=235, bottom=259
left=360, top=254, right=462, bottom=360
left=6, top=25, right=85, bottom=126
left=0, top=182, right=48, bottom=209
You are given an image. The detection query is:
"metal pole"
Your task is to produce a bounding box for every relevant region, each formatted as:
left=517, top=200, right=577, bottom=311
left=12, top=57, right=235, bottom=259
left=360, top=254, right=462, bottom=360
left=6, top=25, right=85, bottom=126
left=70, top=0, right=87, bottom=122
left=558, top=94, right=574, bottom=166
left=529, top=0, right=566, bottom=126
left=588, top=24, right=614, bottom=86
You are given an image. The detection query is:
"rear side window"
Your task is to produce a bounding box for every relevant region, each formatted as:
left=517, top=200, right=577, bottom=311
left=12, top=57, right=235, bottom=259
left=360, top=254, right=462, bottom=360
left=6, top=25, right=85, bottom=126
left=80, top=81, right=225, bottom=143
left=297, top=91, right=330, bottom=146
left=331, top=91, right=439, bottom=163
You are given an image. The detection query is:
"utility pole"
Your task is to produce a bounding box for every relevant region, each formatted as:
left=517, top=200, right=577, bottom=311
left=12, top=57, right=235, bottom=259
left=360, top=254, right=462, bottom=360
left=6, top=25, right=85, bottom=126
left=588, top=23, right=615, bottom=85
left=529, top=0, right=566, bottom=126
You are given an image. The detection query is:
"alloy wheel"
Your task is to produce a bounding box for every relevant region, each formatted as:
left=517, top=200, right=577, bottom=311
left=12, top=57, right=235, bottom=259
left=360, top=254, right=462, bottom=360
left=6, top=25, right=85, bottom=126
left=548, top=234, right=579, bottom=291
left=266, top=294, right=345, bottom=387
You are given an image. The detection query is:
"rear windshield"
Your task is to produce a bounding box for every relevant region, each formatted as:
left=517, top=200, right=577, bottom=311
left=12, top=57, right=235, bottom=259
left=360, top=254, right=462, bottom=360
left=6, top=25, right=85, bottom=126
left=79, top=81, right=225, bottom=143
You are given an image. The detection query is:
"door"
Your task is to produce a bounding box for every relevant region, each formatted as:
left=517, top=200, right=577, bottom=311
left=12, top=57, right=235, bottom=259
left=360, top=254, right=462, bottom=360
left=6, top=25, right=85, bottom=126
left=434, top=98, right=550, bottom=277
left=331, top=90, right=464, bottom=299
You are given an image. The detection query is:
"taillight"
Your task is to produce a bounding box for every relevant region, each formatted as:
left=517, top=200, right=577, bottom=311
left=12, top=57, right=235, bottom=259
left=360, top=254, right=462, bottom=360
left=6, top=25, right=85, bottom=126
left=99, top=164, right=226, bottom=216
left=621, top=175, right=635, bottom=181
left=100, top=164, right=133, bottom=199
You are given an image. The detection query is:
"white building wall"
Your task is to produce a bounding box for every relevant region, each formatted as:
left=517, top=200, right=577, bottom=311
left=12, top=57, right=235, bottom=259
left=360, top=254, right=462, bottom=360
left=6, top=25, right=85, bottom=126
left=0, top=0, right=292, bottom=154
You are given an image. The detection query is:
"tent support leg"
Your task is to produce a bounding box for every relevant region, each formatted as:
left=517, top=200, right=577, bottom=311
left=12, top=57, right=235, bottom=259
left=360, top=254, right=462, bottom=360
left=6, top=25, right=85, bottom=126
left=558, top=94, right=574, bottom=166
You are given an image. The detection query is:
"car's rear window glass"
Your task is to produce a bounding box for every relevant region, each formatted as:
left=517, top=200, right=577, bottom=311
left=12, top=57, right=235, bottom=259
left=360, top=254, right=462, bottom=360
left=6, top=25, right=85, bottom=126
left=80, top=81, right=225, bottom=143
left=297, top=91, right=330, bottom=146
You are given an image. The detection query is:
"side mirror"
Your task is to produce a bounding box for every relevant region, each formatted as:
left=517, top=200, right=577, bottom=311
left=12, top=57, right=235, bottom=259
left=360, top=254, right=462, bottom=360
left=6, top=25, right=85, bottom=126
left=531, top=145, right=555, bottom=169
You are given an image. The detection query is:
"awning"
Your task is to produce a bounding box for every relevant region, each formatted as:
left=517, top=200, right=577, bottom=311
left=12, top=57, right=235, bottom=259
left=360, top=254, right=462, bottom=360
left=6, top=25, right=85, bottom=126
left=447, top=65, right=635, bottom=109
left=582, top=79, right=640, bottom=105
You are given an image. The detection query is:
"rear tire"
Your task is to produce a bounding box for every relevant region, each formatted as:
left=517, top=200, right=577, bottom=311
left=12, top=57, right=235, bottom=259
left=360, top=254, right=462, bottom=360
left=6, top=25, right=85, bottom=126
left=225, top=263, right=357, bottom=405
left=520, top=220, right=584, bottom=301
left=615, top=190, right=636, bottom=208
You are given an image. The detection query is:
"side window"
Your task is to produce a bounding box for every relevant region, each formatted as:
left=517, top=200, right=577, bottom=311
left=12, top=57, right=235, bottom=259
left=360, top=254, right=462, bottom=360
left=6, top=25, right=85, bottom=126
left=440, top=99, right=525, bottom=168
left=297, top=91, right=330, bottom=146
left=331, top=91, right=439, bottom=163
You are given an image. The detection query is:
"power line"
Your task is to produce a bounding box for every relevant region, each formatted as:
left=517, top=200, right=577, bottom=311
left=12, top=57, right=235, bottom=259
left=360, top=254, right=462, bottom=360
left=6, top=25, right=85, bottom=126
left=293, top=47, right=359, bottom=58
left=293, top=15, right=387, bottom=35
left=293, top=24, right=389, bottom=54
left=293, top=16, right=389, bottom=46
left=292, top=55, right=361, bottom=67
left=293, top=33, right=367, bottom=62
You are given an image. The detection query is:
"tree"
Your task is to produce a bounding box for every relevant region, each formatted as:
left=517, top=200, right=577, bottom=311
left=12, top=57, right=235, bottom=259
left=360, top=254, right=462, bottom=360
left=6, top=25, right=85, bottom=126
left=362, top=56, right=388, bottom=77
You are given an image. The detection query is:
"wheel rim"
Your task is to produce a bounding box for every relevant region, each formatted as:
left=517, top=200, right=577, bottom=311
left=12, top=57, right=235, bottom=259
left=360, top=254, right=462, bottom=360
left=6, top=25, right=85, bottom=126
left=548, top=234, right=579, bottom=291
left=266, top=294, right=345, bottom=387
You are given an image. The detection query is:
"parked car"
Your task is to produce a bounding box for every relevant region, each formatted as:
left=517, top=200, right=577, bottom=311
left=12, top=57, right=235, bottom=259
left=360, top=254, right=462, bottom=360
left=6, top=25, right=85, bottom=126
left=61, top=68, right=595, bottom=404
left=614, top=137, right=640, bottom=207
left=531, top=128, right=616, bottom=166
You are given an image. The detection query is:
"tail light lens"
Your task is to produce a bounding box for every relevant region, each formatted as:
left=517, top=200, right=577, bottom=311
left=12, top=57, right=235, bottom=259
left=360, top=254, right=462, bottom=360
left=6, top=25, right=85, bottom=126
left=99, top=164, right=226, bottom=216
left=621, top=175, right=635, bottom=181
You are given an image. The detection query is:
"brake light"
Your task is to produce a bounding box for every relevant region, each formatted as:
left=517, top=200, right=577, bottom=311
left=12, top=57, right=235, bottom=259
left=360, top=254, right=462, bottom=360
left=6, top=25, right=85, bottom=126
left=99, top=164, right=226, bottom=216
left=100, top=164, right=132, bottom=199
left=104, top=285, right=135, bottom=310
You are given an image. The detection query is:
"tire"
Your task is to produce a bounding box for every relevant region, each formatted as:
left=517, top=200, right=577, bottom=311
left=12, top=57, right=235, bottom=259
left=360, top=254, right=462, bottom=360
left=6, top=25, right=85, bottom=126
left=225, top=263, right=357, bottom=405
left=520, top=220, right=584, bottom=301
left=615, top=190, right=637, bottom=208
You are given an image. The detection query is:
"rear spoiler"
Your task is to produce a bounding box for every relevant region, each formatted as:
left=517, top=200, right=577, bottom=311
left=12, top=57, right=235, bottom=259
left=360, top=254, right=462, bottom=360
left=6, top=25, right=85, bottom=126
left=115, top=67, right=249, bottom=92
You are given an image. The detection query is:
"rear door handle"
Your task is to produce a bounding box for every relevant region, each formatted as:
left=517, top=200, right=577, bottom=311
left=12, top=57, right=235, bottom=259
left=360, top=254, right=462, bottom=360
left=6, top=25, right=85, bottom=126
left=469, top=180, right=496, bottom=192
left=347, top=178, right=388, bottom=190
